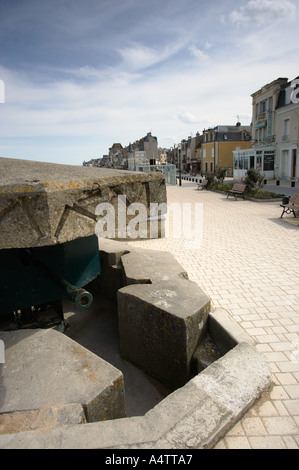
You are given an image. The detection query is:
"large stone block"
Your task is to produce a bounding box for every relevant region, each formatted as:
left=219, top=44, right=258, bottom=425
left=117, top=279, right=211, bottom=388
left=0, top=328, right=126, bottom=422
left=0, top=157, right=166, bottom=249
left=120, top=249, right=189, bottom=285
left=0, top=403, right=86, bottom=435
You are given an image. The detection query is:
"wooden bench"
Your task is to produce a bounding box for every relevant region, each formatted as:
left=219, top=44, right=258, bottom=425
left=280, top=193, right=299, bottom=218
left=226, top=183, right=247, bottom=200
left=197, top=180, right=208, bottom=190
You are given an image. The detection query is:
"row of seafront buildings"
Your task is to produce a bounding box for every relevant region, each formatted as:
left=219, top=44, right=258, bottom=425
left=83, top=76, right=299, bottom=181
left=83, top=132, right=167, bottom=172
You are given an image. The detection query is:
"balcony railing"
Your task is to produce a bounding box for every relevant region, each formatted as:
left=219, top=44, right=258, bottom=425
left=257, top=112, right=266, bottom=120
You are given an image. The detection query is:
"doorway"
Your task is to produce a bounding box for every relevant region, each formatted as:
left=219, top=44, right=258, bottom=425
left=292, top=149, right=297, bottom=178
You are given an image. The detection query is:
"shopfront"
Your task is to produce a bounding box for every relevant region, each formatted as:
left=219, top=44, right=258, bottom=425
left=233, top=147, right=275, bottom=179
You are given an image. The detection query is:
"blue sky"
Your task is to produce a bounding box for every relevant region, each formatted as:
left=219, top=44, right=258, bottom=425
left=0, top=0, right=298, bottom=166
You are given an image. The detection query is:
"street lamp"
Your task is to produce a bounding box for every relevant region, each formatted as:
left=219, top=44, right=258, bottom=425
left=178, top=143, right=182, bottom=186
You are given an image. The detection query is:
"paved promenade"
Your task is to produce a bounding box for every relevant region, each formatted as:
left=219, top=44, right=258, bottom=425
left=127, top=181, right=299, bottom=449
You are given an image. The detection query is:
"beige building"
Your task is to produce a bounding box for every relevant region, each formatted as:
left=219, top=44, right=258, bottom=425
left=201, top=124, right=251, bottom=175
left=127, top=132, right=158, bottom=171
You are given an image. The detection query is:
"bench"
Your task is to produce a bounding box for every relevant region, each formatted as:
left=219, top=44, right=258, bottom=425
left=226, top=183, right=247, bottom=200
left=197, top=180, right=208, bottom=190
left=280, top=193, right=299, bottom=218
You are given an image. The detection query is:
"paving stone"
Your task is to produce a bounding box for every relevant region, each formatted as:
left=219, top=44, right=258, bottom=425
left=262, top=416, right=299, bottom=435
left=248, top=436, right=287, bottom=449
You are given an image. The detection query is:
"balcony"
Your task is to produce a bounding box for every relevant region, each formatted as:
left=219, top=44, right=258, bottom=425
left=257, top=112, right=266, bottom=120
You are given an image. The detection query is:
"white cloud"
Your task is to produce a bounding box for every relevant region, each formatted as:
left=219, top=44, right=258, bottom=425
left=117, top=42, right=182, bottom=71
left=228, top=0, right=296, bottom=26
left=177, top=111, right=201, bottom=124
left=118, top=44, right=159, bottom=70
left=188, top=44, right=209, bottom=61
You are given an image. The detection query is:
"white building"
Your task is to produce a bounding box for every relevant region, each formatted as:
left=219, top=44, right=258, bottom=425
left=233, top=77, right=293, bottom=180
left=275, top=77, right=299, bottom=180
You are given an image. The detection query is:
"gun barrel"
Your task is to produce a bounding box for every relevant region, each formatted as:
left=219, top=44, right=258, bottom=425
left=24, top=249, right=93, bottom=310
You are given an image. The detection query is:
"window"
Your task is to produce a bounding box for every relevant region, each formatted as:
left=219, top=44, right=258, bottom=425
left=256, top=151, right=262, bottom=168
left=260, top=100, right=267, bottom=113
left=210, top=162, right=213, bottom=172
left=234, top=152, right=249, bottom=170
left=263, top=151, right=275, bottom=171
left=283, top=118, right=290, bottom=140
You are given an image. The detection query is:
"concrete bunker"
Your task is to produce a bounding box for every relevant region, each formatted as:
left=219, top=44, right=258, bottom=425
left=0, top=157, right=271, bottom=448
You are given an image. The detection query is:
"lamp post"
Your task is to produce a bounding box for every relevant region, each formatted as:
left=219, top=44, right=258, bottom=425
left=178, top=143, right=182, bottom=186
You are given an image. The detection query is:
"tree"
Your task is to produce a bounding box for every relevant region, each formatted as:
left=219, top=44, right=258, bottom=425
left=244, top=168, right=264, bottom=189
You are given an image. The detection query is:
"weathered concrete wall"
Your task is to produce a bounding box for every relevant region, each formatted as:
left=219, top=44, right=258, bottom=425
left=0, top=343, right=272, bottom=449
left=0, top=157, right=166, bottom=249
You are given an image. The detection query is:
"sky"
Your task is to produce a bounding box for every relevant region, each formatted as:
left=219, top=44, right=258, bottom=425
left=0, top=0, right=298, bottom=166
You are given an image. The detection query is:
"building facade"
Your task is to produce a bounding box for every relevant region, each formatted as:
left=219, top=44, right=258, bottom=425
left=233, top=77, right=299, bottom=180
left=201, top=124, right=251, bottom=175
left=109, top=143, right=125, bottom=169
left=127, top=132, right=158, bottom=171
left=275, top=78, right=299, bottom=180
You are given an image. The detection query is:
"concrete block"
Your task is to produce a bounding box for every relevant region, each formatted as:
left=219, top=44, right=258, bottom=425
left=118, top=279, right=211, bottom=388
left=0, top=328, right=126, bottom=422
left=0, top=403, right=85, bottom=435
left=121, top=249, right=189, bottom=285
left=98, top=238, right=131, bottom=267
left=208, top=308, right=255, bottom=355
left=0, top=342, right=271, bottom=449
left=96, top=239, right=131, bottom=300
left=0, top=157, right=166, bottom=249
left=153, top=343, right=272, bottom=449
left=192, top=342, right=272, bottom=417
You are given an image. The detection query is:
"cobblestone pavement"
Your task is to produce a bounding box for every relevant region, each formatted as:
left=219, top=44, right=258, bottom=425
left=127, top=181, right=299, bottom=449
